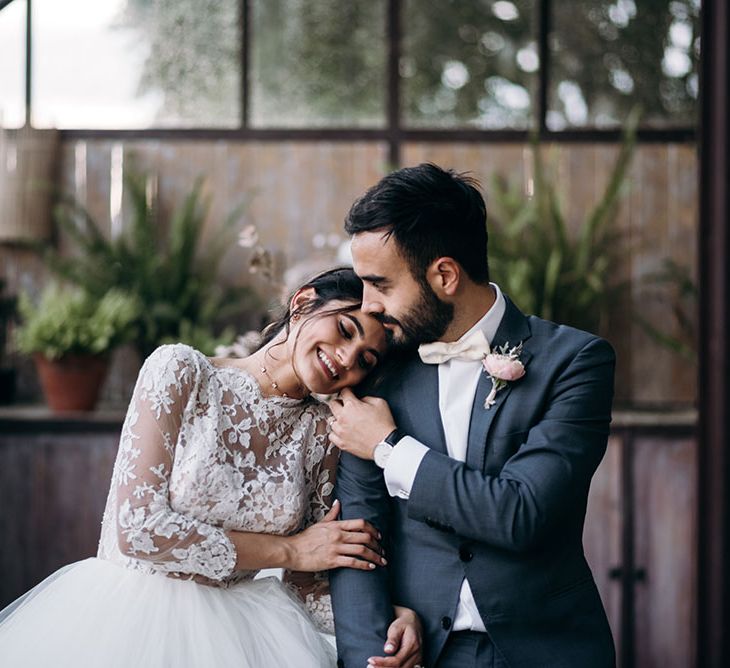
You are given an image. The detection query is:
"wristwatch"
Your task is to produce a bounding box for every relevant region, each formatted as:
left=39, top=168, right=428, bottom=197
left=373, top=428, right=404, bottom=469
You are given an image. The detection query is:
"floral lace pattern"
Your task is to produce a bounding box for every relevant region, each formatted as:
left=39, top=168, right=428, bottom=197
left=97, top=344, right=337, bottom=628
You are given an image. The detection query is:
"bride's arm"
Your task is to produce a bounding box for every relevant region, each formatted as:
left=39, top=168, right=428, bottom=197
left=114, top=347, right=382, bottom=581
left=113, top=345, right=237, bottom=581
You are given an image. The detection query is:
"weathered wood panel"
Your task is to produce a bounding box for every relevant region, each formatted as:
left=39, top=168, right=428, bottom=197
left=0, top=432, right=119, bottom=606
left=633, top=435, right=697, bottom=668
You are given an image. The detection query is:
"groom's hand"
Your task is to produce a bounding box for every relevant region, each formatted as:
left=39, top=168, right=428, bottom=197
left=367, top=605, right=424, bottom=668
left=328, top=388, right=396, bottom=461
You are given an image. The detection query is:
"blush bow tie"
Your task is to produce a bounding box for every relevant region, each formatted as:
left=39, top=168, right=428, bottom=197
left=418, top=330, right=490, bottom=365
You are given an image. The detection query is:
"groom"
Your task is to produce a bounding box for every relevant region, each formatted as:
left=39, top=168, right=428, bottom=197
left=328, top=163, right=616, bottom=667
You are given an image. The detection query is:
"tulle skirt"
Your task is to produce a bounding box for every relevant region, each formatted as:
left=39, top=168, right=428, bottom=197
left=0, top=558, right=336, bottom=667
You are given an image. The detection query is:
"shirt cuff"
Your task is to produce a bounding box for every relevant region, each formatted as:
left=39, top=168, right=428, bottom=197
left=383, top=436, right=429, bottom=499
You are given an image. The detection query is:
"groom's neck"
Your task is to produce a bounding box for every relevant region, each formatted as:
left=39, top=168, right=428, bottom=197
left=439, top=282, right=496, bottom=342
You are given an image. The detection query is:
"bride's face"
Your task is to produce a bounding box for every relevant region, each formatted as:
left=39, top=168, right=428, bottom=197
left=289, top=301, right=387, bottom=394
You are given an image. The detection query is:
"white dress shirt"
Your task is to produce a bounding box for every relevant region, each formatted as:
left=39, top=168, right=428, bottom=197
left=383, top=283, right=506, bottom=632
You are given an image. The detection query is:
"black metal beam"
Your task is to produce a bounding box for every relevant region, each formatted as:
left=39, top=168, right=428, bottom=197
left=386, top=0, right=401, bottom=166
left=57, top=126, right=696, bottom=144
left=240, top=0, right=249, bottom=128
left=24, top=0, right=31, bottom=126
left=696, top=0, right=730, bottom=665
left=537, top=0, right=551, bottom=133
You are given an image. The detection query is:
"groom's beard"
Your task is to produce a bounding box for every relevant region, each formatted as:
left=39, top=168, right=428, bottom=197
left=383, top=281, right=454, bottom=349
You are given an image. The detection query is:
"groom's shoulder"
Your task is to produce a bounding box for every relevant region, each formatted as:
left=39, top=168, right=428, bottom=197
left=526, top=313, right=615, bottom=362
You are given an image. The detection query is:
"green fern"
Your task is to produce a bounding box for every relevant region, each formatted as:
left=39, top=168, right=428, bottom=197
left=43, top=172, right=259, bottom=357
left=488, top=109, right=639, bottom=334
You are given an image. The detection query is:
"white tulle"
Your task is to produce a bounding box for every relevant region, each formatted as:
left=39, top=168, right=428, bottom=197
left=0, top=559, right=335, bottom=667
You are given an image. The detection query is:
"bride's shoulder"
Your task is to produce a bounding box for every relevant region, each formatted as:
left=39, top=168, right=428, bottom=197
left=140, top=343, right=208, bottom=380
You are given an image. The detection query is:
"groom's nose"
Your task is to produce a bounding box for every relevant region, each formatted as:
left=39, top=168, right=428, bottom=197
left=361, top=288, right=384, bottom=315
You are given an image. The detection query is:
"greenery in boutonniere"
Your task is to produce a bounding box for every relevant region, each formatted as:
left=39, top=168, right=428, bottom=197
left=487, top=109, right=640, bottom=335
left=41, top=171, right=259, bottom=358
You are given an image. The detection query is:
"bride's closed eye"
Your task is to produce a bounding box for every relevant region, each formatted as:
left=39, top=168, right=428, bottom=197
left=338, top=318, right=378, bottom=370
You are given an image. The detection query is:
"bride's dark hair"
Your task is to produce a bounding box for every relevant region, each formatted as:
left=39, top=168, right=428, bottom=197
left=260, top=267, right=365, bottom=347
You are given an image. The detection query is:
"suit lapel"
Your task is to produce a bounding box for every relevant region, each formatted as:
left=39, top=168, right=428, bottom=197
left=466, top=296, right=533, bottom=471
left=398, top=357, right=448, bottom=455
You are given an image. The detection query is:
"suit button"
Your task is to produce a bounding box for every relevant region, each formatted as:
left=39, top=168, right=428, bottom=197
left=441, top=616, right=452, bottom=630
left=459, top=545, right=474, bottom=562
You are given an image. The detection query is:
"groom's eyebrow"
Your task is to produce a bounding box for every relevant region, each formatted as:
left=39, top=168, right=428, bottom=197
left=361, top=274, right=389, bottom=287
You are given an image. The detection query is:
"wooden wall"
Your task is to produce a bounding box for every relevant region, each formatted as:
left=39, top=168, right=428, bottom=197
left=0, top=139, right=697, bottom=406
left=0, top=417, right=697, bottom=668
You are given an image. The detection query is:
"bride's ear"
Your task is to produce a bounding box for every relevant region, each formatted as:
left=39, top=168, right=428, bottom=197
left=289, top=287, right=317, bottom=319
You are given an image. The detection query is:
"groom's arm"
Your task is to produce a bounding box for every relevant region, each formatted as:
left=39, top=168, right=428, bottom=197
left=405, top=337, right=615, bottom=550
left=329, top=451, right=395, bottom=667
left=330, top=337, right=615, bottom=553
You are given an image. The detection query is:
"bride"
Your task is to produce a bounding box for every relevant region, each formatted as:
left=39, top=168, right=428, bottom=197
left=0, top=268, right=422, bottom=667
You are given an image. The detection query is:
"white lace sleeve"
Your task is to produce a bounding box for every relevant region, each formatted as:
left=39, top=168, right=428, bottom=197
left=284, top=421, right=338, bottom=634
left=114, top=345, right=237, bottom=581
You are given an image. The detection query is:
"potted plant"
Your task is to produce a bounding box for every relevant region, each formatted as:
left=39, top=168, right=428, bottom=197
left=42, top=171, right=259, bottom=357
left=0, top=279, right=17, bottom=404
left=15, top=284, right=140, bottom=412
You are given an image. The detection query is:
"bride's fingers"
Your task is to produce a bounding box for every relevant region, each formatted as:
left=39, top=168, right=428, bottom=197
left=341, top=530, right=382, bottom=555
left=338, top=543, right=387, bottom=565
left=321, top=500, right=340, bottom=522
left=336, top=555, right=383, bottom=571
left=335, top=518, right=381, bottom=540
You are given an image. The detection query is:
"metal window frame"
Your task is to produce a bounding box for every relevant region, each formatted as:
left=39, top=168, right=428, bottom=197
left=1, top=0, right=697, bottom=155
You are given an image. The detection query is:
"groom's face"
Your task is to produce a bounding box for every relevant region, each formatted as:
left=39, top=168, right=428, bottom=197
left=350, top=231, right=453, bottom=347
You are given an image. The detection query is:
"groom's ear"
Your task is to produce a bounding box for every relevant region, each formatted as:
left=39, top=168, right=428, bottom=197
left=427, top=257, right=460, bottom=298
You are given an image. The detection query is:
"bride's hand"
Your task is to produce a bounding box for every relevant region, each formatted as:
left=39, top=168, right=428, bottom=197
left=285, top=500, right=386, bottom=572
left=367, top=605, right=424, bottom=668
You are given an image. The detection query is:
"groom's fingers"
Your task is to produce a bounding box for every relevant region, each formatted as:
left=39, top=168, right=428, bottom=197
left=339, top=387, right=358, bottom=403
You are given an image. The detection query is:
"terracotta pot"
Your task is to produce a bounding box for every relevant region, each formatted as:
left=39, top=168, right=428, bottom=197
left=34, top=353, right=109, bottom=413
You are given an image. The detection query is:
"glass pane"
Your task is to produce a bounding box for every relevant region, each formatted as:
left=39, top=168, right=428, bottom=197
left=402, top=0, right=537, bottom=129
left=0, top=0, right=26, bottom=128
left=250, top=0, right=387, bottom=128
left=33, top=0, right=240, bottom=129
left=548, top=0, right=700, bottom=129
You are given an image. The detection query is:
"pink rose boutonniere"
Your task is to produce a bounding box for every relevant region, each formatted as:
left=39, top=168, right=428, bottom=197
left=482, top=342, right=526, bottom=409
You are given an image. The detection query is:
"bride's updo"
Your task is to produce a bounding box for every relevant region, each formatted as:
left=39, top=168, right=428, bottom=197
left=260, top=267, right=365, bottom=346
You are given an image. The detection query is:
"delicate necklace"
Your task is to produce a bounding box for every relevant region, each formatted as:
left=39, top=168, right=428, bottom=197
left=259, top=364, right=289, bottom=397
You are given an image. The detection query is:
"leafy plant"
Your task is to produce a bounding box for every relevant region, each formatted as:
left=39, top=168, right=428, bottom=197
left=0, top=279, right=16, bottom=367
left=487, top=109, right=639, bottom=334
left=15, top=284, right=140, bottom=360
left=636, top=258, right=697, bottom=361
left=42, top=172, right=258, bottom=357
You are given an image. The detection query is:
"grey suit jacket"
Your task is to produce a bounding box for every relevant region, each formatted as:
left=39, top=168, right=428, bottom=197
left=330, top=296, right=616, bottom=668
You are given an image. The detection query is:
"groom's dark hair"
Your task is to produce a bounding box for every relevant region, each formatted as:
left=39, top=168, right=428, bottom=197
left=345, top=163, right=489, bottom=285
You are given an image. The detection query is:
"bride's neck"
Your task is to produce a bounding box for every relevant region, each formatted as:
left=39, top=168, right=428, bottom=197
left=248, top=339, right=307, bottom=399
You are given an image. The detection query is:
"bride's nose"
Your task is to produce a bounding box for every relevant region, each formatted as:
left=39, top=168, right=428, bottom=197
left=335, top=345, right=356, bottom=370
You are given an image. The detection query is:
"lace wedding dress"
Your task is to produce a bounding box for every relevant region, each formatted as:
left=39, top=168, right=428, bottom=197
left=0, top=344, right=337, bottom=667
